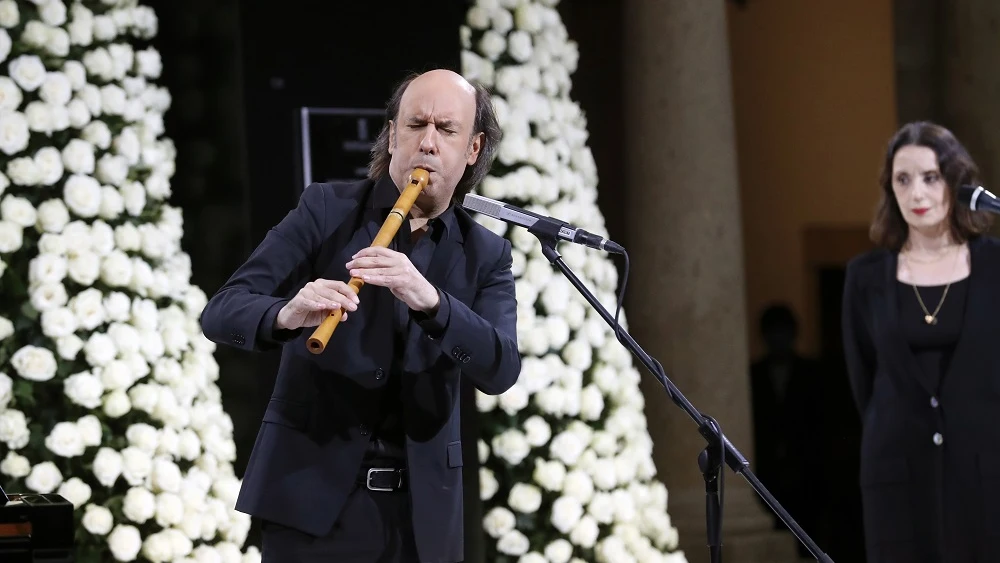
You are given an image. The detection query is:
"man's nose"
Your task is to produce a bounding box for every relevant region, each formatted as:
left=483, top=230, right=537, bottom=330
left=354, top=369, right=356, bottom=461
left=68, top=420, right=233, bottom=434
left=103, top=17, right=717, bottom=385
left=419, top=127, right=438, bottom=154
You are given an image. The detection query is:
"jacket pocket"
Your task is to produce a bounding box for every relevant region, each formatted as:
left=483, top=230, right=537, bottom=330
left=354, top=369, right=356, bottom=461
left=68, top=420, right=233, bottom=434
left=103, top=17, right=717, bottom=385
left=859, top=455, right=914, bottom=543
left=447, top=440, right=463, bottom=468
left=262, top=398, right=310, bottom=430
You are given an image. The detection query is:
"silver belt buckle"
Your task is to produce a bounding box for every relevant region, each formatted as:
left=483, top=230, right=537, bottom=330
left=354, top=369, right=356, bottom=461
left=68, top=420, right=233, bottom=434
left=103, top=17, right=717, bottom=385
left=366, top=468, right=402, bottom=492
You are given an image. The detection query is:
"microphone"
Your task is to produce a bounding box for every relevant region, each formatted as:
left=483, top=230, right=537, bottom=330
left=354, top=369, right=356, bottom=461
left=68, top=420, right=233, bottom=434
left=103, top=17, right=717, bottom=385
left=463, top=193, right=625, bottom=254
left=958, top=184, right=1000, bottom=214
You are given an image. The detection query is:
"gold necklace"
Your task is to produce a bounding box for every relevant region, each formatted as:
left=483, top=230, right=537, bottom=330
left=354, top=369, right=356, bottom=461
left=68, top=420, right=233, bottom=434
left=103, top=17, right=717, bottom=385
left=906, top=247, right=961, bottom=325
left=912, top=283, right=950, bottom=325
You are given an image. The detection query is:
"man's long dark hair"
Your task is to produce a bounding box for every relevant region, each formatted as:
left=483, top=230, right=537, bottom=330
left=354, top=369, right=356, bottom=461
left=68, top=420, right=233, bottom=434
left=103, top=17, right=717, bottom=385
left=367, top=72, right=502, bottom=203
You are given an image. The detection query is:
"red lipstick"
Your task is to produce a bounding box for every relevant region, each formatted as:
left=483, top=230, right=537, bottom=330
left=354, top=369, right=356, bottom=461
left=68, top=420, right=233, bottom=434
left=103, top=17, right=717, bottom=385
left=912, top=208, right=929, bottom=216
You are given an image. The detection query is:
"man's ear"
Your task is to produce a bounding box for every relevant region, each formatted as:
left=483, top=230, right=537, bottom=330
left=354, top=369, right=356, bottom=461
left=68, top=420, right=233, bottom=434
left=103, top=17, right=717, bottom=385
left=466, top=131, right=483, bottom=165
left=388, top=121, right=396, bottom=154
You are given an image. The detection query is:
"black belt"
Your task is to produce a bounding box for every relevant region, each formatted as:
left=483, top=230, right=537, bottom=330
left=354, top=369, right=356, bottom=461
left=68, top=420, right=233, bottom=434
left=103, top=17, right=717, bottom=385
left=357, top=467, right=407, bottom=492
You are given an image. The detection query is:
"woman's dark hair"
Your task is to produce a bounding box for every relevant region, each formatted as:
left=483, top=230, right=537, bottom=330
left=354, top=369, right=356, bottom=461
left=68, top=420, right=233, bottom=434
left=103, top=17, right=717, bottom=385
left=367, top=72, right=502, bottom=203
left=870, top=121, right=993, bottom=250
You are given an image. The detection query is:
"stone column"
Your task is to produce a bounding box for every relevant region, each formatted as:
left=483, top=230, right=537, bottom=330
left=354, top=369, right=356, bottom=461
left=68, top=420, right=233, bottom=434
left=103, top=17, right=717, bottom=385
left=940, top=0, right=1000, bottom=197
left=621, top=1, right=799, bottom=562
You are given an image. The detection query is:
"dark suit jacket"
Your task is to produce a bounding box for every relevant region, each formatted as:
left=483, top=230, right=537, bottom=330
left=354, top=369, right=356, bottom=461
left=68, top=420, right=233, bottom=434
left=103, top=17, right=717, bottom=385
left=200, top=177, right=521, bottom=563
left=841, top=235, right=1000, bottom=562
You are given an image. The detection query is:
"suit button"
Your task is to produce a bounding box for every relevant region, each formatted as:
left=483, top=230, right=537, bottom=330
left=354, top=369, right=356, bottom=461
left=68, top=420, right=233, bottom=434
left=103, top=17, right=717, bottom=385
left=932, top=432, right=943, bottom=446
left=360, top=425, right=370, bottom=437
left=930, top=396, right=939, bottom=408
left=462, top=356, right=471, bottom=364
left=374, top=368, right=384, bottom=380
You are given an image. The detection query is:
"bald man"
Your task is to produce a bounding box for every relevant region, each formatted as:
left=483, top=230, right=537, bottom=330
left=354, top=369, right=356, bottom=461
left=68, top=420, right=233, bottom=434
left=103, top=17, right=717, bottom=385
left=200, top=70, right=520, bottom=562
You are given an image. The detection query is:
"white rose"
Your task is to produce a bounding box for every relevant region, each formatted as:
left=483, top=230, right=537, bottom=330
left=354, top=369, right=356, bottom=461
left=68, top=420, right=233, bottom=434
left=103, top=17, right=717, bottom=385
left=7, top=55, right=46, bottom=92
left=508, top=482, right=543, bottom=513
left=108, top=323, right=141, bottom=355
left=100, top=249, right=133, bottom=287
left=57, top=476, right=92, bottom=508
left=82, top=504, right=113, bottom=536
left=103, top=389, right=131, bottom=418
left=1, top=194, right=35, bottom=227
left=76, top=414, right=102, bottom=446
left=55, top=334, right=83, bottom=360
left=562, top=470, right=595, bottom=504
left=551, top=495, right=584, bottom=534
left=40, top=72, right=72, bottom=107
left=98, top=185, right=125, bottom=220
left=132, top=6, right=158, bottom=37
left=61, top=139, right=96, bottom=175
left=103, top=291, right=131, bottom=321
left=21, top=21, right=50, bottom=50
left=580, top=385, right=605, bottom=421
left=81, top=121, right=111, bottom=149
left=544, top=539, right=574, bottom=563
left=569, top=515, right=599, bottom=548
left=0, top=219, right=20, bottom=252
left=522, top=415, right=552, bottom=448
left=29, top=253, right=70, bottom=287
left=121, top=181, right=146, bottom=215
left=40, top=0, right=67, bottom=26
left=63, top=61, right=86, bottom=90
left=68, top=250, right=100, bottom=285
left=0, top=409, right=29, bottom=449
left=141, top=531, right=174, bottom=562
left=154, top=492, right=184, bottom=527
left=64, top=174, right=102, bottom=217
left=41, top=307, right=77, bottom=338
left=0, top=450, right=30, bottom=477
left=136, top=47, right=162, bottom=78
left=126, top=422, right=159, bottom=454
left=483, top=506, right=516, bottom=538
left=11, top=345, right=57, bottom=382
left=533, top=458, right=566, bottom=491
left=491, top=428, right=531, bottom=466
left=68, top=16, right=92, bottom=47
left=178, top=429, right=201, bottom=460
left=92, top=15, right=117, bottom=42
left=145, top=174, right=170, bottom=200
left=84, top=332, right=117, bottom=367
left=113, top=127, right=141, bottom=164
left=0, top=28, right=11, bottom=64
left=0, top=78, right=21, bottom=113
left=0, top=112, right=29, bottom=156
left=0, top=370, right=10, bottom=408
left=0, top=0, right=17, bottom=28
left=120, top=445, right=152, bottom=485
left=45, top=421, right=87, bottom=458
left=123, top=486, right=156, bottom=523
left=498, top=383, right=529, bottom=415
left=71, top=288, right=106, bottom=329
left=63, top=371, right=104, bottom=408
left=36, top=233, right=64, bottom=255
left=25, top=462, right=63, bottom=494
left=107, top=525, right=142, bottom=562
left=30, top=282, right=68, bottom=312
left=33, top=147, right=65, bottom=187
left=35, top=202, right=69, bottom=237
left=96, top=154, right=128, bottom=186
left=131, top=297, right=159, bottom=329
left=77, top=85, right=103, bottom=118
left=67, top=99, right=91, bottom=128
left=24, top=101, right=57, bottom=134
left=91, top=447, right=123, bottom=487
left=100, top=84, right=126, bottom=115
left=497, top=530, right=530, bottom=556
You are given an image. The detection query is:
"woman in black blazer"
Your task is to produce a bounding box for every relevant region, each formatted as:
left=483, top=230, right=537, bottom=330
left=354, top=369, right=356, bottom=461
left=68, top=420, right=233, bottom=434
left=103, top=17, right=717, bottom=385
left=842, top=121, right=999, bottom=563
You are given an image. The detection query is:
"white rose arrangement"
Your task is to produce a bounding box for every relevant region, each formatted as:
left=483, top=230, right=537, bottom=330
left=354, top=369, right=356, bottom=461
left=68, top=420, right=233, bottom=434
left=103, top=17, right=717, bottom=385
left=0, top=1, right=258, bottom=562
left=461, top=1, right=687, bottom=561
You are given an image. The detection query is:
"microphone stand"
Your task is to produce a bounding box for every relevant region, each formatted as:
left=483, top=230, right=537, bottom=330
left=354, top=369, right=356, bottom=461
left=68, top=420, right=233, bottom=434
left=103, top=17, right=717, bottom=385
left=526, top=219, right=834, bottom=563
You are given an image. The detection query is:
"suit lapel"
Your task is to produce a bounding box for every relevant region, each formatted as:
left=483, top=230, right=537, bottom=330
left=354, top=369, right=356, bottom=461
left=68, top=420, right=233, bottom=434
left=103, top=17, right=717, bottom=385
left=944, top=237, right=989, bottom=387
